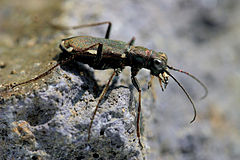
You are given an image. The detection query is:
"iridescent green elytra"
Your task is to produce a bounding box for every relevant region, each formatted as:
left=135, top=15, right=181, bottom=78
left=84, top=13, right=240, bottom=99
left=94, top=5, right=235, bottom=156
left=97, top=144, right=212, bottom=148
left=61, top=36, right=169, bottom=84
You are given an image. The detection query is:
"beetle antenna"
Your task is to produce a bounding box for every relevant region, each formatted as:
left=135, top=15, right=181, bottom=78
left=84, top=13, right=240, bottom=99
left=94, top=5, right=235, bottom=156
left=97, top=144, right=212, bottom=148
left=164, top=70, right=196, bottom=123
left=167, top=65, right=208, bottom=99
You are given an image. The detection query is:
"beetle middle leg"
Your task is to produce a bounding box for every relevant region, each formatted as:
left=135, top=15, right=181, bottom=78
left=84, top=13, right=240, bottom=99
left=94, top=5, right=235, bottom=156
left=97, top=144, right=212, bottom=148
left=87, top=69, right=118, bottom=141
left=127, top=37, right=135, bottom=47
left=125, top=37, right=135, bottom=52
left=93, top=43, right=103, bottom=66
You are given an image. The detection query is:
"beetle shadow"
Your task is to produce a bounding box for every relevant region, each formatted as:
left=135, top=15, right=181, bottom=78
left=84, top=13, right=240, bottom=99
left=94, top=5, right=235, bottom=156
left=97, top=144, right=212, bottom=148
left=53, top=52, right=99, bottom=97
left=54, top=52, right=120, bottom=99
left=53, top=52, right=134, bottom=107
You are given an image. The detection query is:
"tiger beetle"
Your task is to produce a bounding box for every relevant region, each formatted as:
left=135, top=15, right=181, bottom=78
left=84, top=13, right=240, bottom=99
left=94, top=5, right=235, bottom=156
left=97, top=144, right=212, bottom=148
left=3, top=21, right=208, bottom=149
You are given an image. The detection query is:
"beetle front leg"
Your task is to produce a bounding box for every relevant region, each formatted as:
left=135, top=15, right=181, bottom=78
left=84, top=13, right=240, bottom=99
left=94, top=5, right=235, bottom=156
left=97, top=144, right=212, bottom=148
left=131, top=67, right=143, bottom=149
left=147, top=75, right=154, bottom=89
left=147, top=75, right=157, bottom=102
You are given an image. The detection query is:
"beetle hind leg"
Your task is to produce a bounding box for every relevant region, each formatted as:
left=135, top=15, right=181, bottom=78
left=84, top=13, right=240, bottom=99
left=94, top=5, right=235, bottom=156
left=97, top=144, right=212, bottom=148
left=51, top=21, right=112, bottom=39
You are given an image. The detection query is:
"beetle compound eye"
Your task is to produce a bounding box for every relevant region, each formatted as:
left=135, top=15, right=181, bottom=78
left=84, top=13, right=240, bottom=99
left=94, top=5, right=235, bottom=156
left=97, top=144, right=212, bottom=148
left=154, top=59, right=163, bottom=69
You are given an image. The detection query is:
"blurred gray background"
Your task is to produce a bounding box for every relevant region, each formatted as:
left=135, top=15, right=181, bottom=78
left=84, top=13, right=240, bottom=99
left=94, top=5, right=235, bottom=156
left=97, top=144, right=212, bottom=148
left=0, top=0, right=240, bottom=159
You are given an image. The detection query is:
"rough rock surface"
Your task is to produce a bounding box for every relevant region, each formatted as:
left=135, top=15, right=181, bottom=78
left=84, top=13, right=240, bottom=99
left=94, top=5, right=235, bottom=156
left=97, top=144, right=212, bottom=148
left=0, top=63, right=145, bottom=159
left=1, top=0, right=240, bottom=160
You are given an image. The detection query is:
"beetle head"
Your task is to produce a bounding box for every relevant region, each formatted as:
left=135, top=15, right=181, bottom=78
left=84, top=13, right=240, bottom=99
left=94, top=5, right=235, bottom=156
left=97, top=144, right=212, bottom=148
left=150, top=52, right=169, bottom=88
left=148, top=51, right=208, bottom=123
